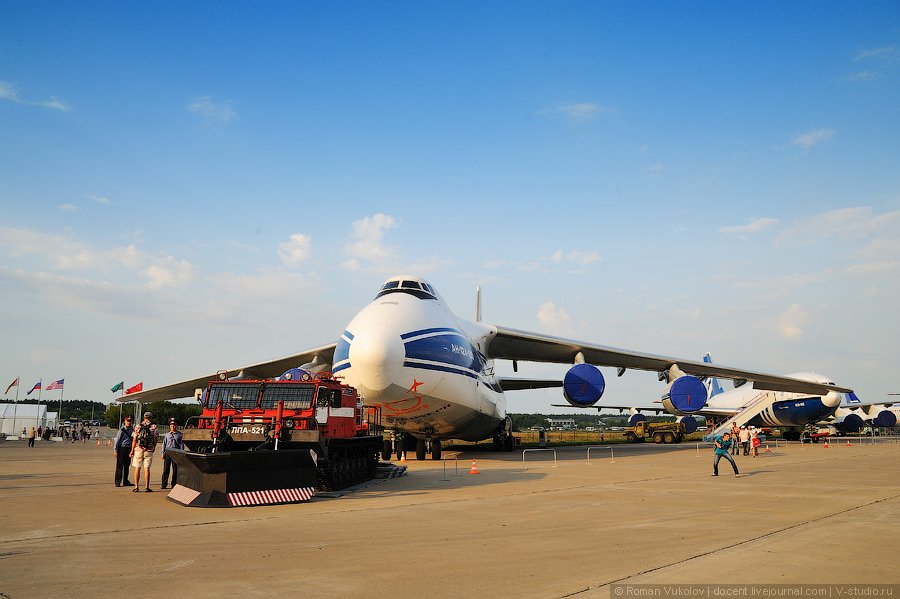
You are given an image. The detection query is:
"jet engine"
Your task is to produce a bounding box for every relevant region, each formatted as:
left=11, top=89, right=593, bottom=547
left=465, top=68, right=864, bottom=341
left=661, top=375, right=708, bottom=414
left=872, top=409, right=897, bottom=428
left=278, top=367, right=313, bottom=382
left=833, top=407, right=864, bottom=433
left=678, top=415, right=699, bottom=434
left=628, top=413, right=647, bottom=426
left=562, top=363, right=606, bottom=407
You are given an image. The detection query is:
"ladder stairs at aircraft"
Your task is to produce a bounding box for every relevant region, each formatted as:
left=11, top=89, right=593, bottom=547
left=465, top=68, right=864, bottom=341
left=703, top=391, right=777, bottom=442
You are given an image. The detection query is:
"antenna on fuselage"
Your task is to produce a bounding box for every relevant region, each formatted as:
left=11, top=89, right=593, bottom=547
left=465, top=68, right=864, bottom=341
left=474, top=286, right=482, bottom=322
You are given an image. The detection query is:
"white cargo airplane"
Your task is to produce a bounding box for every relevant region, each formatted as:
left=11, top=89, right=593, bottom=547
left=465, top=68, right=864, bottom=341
left=122, top=275, right=852, bottom=458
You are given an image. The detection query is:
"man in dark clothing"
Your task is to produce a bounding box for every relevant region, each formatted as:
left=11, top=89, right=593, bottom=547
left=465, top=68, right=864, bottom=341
left=160, top=418, right=184, bottom=490
left=113, top=416, right=134, bottom=487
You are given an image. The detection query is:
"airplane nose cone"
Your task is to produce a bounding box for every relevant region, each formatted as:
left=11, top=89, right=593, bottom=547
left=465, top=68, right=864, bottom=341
left=823, top=391, right=842, bottom=408
left=349, top=326, right=404, bottom=392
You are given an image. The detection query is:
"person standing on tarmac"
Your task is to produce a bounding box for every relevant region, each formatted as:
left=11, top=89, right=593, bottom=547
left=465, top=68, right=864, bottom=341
left=730, top=422, right=741, bottom=455
left=712, top=432, right=740, bottom=477
left=160, top=418, right=184, bottom=490
left=113, top=415, right=135, bottom=487
left=129, top=412, right=159, bottom=493
left=739, top=425, right=751, bottom=455
left=27, top=427, right=36, bottom=447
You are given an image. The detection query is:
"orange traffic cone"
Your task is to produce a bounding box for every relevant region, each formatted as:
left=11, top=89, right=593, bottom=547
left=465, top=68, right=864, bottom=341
left=823, top=439, right=829, bottom=448
left=846, top=440, right=852, bottom=447
left=107, top=439, right=112, bottom=447
left=764, top=443, right=771, bottom=453
left=468, top=459, right=480, bottom=475
left=400, top=452, right=406, bottom=463
left=96, top=438, right=101, bottom=446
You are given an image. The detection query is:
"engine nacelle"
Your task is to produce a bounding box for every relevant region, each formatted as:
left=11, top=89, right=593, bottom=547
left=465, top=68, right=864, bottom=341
left=562, top=363, right=606, bottom=407
left=278, top=367, right=313, bottom=382
left=661, top=375, right=708, bottom=414
left=628, top=413, right=647, bottom=426
left=678, top=415, right=699, bottom=434
left=835, top=412, right=864, bottom=433
left=873, top=409, right=897, bottom=428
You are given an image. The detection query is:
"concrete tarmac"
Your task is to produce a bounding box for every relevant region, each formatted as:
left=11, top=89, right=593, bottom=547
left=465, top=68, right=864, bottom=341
left=1, top=438, right=898, bottom=598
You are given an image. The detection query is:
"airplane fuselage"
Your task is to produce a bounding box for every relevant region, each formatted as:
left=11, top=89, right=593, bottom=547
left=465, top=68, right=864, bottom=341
left=331, top=282, right=505, bottom=441
left=705, top=377, right=842, bottom=428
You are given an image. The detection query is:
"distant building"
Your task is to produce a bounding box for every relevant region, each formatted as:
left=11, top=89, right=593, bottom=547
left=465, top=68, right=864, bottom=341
left=0, top=403, right=58, bottom=436
left=547, top=417, right=576, bottom=430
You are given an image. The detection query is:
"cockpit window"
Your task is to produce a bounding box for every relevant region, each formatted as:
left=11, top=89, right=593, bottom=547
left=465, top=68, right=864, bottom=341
left=375, top=279, right=436, bottom=301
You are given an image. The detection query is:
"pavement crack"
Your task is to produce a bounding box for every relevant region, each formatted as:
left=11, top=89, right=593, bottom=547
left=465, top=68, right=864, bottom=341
left=558, top=491, right=900, bottom=598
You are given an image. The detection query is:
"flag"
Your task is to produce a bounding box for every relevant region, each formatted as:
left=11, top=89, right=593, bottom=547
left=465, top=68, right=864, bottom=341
left=46, top=379, right=64, bottom=391
left=111, top=381, right=124, bottom=393
left=28, top=380, right=41, bottom=395
left=4, top=377, right=17, bottom=395
left=125, top=382, right=143, bottom=395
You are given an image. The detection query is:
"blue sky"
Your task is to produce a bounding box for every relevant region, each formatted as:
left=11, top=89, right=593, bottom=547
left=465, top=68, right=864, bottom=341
left=2, top=1, right=898, bottom=414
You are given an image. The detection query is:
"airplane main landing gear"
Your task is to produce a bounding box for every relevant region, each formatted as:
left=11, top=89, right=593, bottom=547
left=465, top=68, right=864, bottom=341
left=416, top=435, right=443, bottom=460
left=493, top=416, right=515, bottom=452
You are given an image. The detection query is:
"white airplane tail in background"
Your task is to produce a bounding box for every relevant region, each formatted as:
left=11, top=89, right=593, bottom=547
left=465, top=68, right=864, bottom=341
left=703, top=353, right=725, bottom=397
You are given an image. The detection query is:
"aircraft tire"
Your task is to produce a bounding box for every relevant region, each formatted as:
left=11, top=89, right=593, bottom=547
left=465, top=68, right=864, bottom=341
left=382, top=439, right=393, bottom=461
left=431, top=439, right=442, bottom=460
left=416, top=438, right=427, bottom=461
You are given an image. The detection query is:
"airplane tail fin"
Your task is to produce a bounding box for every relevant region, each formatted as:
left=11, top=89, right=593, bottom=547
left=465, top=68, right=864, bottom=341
left=474, top=286, right=482, bottom=322
left=703, top=352, right=725, bottom=397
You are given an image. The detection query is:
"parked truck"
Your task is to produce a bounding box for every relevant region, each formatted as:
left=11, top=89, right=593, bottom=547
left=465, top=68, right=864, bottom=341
left=167, top=368, right=385, bottom=507
left=623, top=421, right=686, bottom=444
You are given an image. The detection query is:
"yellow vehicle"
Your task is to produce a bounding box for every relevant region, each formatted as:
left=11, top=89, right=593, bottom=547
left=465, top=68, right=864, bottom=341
left=623, top=421, right=686, bottom=444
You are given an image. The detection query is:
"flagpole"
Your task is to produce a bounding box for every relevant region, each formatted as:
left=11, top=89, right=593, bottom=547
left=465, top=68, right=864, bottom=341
left=118, top=380, right=123, bottom=430
left=58, top=384, right=64, bottom=432
left=12, top=377, right=19, bottom=438
left=35, top=380, right=42, bottom=429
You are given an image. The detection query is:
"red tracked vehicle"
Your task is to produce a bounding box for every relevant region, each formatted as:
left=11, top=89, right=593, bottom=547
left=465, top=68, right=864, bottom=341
left=167, top=368, right=384, bottom=507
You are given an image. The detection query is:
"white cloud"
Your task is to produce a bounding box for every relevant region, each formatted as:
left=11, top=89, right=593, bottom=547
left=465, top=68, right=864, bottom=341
left=89, top=194, right=110, bottom=205
left=776, top=207, right=900, bottom=246
left=644, top=163, right=664, bottom=175
left=777, top=303, right=810, bottom=339
left=844, top=260, right=897, bottom=276
left=0, top=226, right=197, bottom=288
left=545, top=102, right=613, bottom=123
left=342, top=213, right=401, bottom=273
left=520, top=249, right=602, bottom=272
left=58, top=203, right=78, bottom=212
left=537, top=301, right=575, bottom=336
left=141, top=257, right=195, bottom=289
left=791, top=128, right=835, bottom=150
left=187, top=96, right=237, bottom=126
left=0, top=80, right=71, bottom=111
left=855, top=46, right=897, bottom=61
left=719, top=217, right=779, bottom=238
left=278, top=233, right=311, bottom=267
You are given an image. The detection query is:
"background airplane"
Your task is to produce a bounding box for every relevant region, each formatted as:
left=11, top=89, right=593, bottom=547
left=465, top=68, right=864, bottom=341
left=123, top=276, right=852, bottom=458
left=558, top=353, right=853, bottom=441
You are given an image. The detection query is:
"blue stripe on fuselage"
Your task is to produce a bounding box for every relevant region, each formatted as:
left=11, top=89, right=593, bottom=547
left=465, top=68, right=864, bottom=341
left=400, top=327, right=460, bottom=340
left=403, top=332, right=485, bottom=373
left=746, top=397, right=836, bottom=427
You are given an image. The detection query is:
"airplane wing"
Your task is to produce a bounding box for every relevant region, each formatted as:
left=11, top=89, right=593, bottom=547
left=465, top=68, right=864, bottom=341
left=486, top=325, right=852, bottom=395
left=118, top=343, right=338, bottom=403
